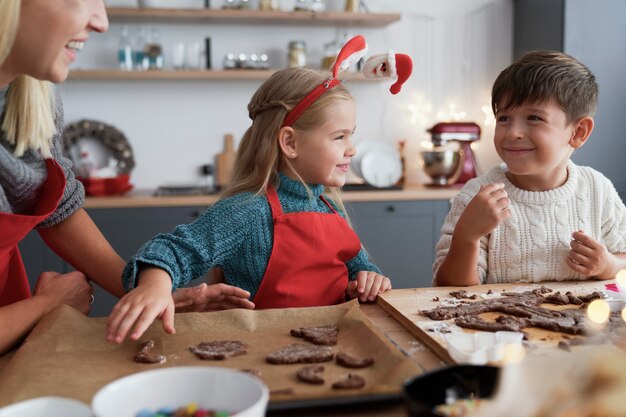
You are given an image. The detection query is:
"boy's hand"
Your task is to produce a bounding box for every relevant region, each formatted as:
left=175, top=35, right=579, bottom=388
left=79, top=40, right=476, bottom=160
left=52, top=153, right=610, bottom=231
left=455, top=183, right=511, bottom=242
left=346, top=271, right=392, bottom=302
left=173, top=283, right=255, bottom=312
left=106, top=269, right=174, bottom=344
left=567, top=230, right=616, bottom=279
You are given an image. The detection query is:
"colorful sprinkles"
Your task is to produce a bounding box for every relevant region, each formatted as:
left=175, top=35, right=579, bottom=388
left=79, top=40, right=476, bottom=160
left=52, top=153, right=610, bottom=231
left=135, top=403, right=231, bottom=417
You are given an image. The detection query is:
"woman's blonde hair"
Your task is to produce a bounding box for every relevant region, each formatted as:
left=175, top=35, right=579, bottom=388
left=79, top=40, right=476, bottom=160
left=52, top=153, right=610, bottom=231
left=0, top=0, right=56, bottom=158
left=221, top=67, right=353, bottom=213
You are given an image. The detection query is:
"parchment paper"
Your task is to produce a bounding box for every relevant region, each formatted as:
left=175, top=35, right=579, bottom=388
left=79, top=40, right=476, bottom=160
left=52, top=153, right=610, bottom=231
left=0, top=300, right=421, bottom=407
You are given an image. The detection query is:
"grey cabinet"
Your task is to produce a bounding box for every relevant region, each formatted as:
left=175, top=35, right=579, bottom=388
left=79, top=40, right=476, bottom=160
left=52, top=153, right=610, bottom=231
left=19, top=206, right=205, bottom=317
left=346, top=200, right=449, bottom=289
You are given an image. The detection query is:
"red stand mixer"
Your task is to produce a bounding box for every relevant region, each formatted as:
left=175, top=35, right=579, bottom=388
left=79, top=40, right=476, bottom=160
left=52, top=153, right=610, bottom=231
left=427, top=122, right=480, bottom=185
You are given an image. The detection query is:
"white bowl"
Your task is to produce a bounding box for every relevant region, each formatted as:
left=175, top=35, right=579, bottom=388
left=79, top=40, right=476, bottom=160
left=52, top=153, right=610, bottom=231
left=0, top=397, right=91, bottom=417
left=92, top=367, right=269, bottom=417
left=445, top=331, right=524, bottom=365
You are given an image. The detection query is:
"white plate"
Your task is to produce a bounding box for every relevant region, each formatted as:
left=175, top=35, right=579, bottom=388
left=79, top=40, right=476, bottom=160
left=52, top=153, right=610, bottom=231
left=352, top=139, right=399, bottom=179
left=360, top=149, right=402, bottom=188
left=92, top=366, right=268, bottom=417
left=0, top=397, right=91, bottom=417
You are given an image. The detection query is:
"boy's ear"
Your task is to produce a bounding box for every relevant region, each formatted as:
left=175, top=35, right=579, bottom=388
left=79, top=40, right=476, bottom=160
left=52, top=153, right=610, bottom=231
left=277, top=126, right=298, bottom=158
left=570, top=116, right=594, bottom=149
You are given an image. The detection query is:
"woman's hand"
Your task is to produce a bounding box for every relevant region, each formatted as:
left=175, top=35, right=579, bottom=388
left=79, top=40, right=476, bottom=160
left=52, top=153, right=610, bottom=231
left=346, top=271, right=392, bottom=302
left=106, top=268, right=174, bottom=344
left=172, top=283, right=255, bottom=312
left=33, top=271, right=93, bottom=315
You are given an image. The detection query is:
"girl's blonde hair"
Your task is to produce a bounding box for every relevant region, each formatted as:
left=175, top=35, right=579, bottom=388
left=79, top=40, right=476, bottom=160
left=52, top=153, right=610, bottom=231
left=221, top=67, right=353, bottom=213
left=0, top=0, right=56, bottom=158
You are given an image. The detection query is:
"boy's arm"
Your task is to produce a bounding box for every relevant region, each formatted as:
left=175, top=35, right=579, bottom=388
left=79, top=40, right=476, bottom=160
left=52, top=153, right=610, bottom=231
left=434, top=183, right=510, bottom=286
left=434, top=229, right=482, bottom=286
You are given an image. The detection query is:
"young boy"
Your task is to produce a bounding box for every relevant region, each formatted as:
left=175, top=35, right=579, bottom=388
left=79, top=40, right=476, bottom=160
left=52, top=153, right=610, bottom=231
left=433, top=50, right=626, bottom=286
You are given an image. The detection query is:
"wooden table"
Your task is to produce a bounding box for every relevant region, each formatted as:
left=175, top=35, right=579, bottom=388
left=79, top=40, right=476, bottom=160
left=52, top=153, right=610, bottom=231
left=0, top=302, right=445, bottom=417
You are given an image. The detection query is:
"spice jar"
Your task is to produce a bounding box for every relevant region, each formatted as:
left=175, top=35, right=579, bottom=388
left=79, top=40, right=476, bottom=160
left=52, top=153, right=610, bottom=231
left=288, top=41, right=306, bottom=68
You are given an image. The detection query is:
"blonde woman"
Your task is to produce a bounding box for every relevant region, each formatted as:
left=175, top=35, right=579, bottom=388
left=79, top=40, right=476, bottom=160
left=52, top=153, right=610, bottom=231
left=107, top=66, right=394, bottom=344
left=0, top=0, right=252, bottom=355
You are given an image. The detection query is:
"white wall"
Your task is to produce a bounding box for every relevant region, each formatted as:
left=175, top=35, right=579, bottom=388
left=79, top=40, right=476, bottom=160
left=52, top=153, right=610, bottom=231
left=59, top=0, right=513, bottom=188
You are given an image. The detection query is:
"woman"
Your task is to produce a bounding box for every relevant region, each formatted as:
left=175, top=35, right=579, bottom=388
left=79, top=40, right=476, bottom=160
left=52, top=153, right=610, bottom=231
left=0, top=0, right=253, bottom=355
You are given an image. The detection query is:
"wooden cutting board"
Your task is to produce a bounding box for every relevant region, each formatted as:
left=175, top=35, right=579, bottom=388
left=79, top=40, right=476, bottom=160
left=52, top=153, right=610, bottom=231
left=377, top=280, right=613, bottom=364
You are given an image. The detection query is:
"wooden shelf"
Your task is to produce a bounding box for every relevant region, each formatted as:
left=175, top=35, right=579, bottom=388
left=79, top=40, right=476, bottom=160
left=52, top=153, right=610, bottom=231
left=68, top=69, right=376, bottom=81
left=105, top=7, right=401, bottom=27
left=69, top=69, right=275, bottom=80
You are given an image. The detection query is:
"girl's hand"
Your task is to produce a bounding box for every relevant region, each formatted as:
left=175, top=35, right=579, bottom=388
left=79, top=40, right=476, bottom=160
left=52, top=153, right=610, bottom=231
left=173, top=283, right=255, bottom=312
left=106, top=268, right=174, bottom=344
left=346, top=271, right=392, bottom=302
left=455, top=183, right=511, bottom=243
left=567, top=230, right=617, bottom=279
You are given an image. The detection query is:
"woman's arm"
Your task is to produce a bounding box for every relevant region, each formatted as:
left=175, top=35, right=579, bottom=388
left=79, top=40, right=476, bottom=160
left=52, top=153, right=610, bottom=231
left=0, top=271, right=91, bottom=355
left=38, top=208, right=126, bottom=298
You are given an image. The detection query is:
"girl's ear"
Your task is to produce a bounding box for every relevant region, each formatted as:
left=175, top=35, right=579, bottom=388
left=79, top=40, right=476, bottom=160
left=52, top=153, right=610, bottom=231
left=570, top=116, right=594, bottom=149
left=278, top=126, right=298, bottom=159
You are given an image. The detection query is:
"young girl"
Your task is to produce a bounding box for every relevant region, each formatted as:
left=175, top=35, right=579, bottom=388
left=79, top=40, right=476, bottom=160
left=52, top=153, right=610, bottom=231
left=107, top=36, right=413, bottom=344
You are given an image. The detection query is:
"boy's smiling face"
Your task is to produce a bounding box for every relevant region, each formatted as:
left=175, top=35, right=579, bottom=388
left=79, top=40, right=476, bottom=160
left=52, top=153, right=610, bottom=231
left=494, top=98, right=591, bottom=191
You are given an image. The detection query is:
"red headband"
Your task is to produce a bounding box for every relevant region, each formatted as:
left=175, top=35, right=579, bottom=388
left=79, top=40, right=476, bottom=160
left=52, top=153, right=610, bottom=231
left=281, top=35, right=368, bottom=128
left=281, top=35, right=413, bottom=128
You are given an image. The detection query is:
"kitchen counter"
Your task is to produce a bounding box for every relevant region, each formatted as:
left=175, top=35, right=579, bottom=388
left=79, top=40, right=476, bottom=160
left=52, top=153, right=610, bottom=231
left=84, top=184, right=461, bottom=209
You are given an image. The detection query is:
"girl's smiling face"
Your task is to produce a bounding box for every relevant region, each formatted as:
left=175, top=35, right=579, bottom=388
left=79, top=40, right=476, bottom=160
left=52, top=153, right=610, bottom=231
left=289, top=99, right=357, bottom=187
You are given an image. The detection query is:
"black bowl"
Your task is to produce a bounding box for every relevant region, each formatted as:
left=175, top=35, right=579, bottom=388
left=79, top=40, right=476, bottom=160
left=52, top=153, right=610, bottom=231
left=403, top=365, right=500, bottom=417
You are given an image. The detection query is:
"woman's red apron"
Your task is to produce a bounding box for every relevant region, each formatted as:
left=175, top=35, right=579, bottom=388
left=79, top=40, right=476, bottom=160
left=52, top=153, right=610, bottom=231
left=252, top=185, right=361, bottom=309
left=0, top=159, right=66, bottom=306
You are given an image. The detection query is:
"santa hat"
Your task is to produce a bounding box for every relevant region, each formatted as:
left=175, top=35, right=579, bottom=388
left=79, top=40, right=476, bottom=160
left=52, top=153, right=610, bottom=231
left=363, top=50, right=413, bottom=94
left=282, top=35, right=412, bottom=127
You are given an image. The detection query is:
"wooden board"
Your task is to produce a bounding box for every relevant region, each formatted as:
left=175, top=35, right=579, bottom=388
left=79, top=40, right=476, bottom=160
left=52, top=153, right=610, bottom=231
left=377, top=280, right=613, bottom=364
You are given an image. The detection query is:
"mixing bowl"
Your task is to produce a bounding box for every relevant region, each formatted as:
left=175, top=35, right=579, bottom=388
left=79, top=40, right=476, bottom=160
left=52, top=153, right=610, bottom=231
left=420, top=149, right=462, bottom=186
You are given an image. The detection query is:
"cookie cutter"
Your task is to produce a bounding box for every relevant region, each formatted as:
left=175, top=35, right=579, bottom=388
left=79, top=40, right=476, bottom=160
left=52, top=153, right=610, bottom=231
left=601, top=289, right=626, bottom=312
left=445, top=331, right=524, bottom=365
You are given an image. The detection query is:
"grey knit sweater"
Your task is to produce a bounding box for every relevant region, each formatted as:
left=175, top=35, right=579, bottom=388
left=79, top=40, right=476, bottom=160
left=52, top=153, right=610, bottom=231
left=0, top=86, right=84, bottom=228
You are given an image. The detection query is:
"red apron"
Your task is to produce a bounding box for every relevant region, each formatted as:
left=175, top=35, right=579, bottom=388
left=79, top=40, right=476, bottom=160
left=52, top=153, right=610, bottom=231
left=0, top=159, right=66, bottom=307
left=252, top=185, right=361, bottom=309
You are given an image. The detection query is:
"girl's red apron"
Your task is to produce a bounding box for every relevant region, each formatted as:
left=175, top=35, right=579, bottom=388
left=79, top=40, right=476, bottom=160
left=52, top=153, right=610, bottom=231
left=0, top=159, right=65, bottom=307
left=253, top=185, right=361, bottom=309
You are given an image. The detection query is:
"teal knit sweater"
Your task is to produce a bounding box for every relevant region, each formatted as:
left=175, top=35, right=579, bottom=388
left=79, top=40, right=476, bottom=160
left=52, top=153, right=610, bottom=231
left=122, top=173, right=381, bottom=299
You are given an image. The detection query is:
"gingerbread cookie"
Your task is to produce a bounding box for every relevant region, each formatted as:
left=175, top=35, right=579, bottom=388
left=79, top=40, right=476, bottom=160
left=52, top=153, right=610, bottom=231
left=134, top=339, right=166, bottom=364
left=336, top=351, right=374, bottom=369
left=290, top=325, right=339, bottom=346
left=266, top=343, right=334, bottom=364
left=296, top=365, right=325, bottom=385
left=332, top=374, right=366, bottom=389
left=189, top=340, right=247, bottom=360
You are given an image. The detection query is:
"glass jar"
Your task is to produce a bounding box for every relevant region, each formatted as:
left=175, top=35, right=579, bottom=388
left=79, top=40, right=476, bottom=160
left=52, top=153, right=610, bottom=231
left=322, top=38, right=341, bottom=70
left=288, top=41, right=306, bottom=68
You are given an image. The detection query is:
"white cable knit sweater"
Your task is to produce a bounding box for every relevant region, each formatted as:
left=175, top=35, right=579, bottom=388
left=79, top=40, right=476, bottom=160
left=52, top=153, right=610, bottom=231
left=433, top=161, right=626, bottom=284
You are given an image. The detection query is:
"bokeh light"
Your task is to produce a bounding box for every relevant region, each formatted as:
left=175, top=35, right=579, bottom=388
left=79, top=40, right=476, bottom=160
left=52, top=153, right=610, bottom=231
left=587, top=299, right=610, bottom=325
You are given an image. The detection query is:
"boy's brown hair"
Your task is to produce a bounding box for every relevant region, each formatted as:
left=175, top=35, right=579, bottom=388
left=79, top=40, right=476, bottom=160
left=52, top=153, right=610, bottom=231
left=491, top=50, right=598, bottom=123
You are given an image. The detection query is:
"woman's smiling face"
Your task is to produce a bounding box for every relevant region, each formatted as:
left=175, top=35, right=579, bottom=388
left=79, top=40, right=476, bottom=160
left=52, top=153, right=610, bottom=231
left=3, top=0, right=108, bottom=84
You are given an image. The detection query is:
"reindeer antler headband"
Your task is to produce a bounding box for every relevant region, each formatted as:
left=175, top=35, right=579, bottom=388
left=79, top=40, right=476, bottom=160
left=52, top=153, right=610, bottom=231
left=281, top=35, right=413, bottom=128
